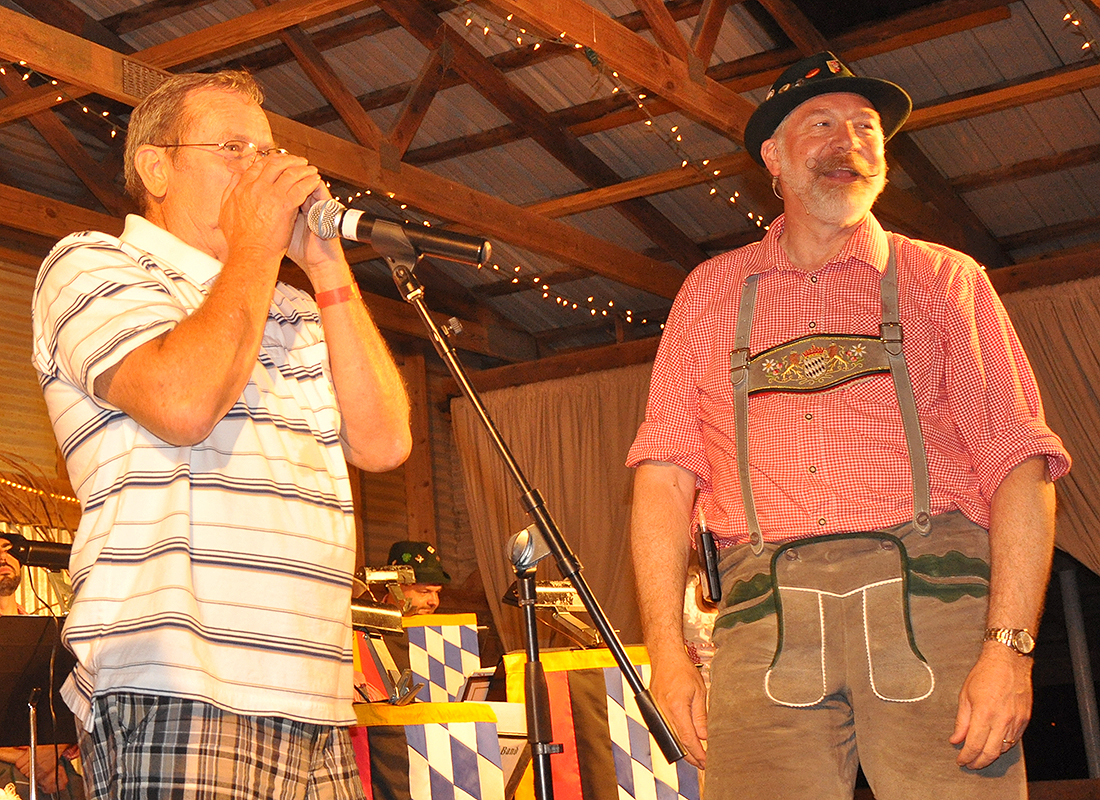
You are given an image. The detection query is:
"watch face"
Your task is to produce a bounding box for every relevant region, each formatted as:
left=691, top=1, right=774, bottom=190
left=1012, top=630, right=1035, bottom=654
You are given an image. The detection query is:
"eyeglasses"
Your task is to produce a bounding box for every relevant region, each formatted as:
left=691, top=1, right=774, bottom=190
left=154, top=140, right=289, bottom=172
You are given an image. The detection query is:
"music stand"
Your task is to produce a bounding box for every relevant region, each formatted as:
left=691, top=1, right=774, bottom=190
left=0, top=616, right=77, bottom=747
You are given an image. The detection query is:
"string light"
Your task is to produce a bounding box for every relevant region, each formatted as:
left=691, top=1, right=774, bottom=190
left=0, top=476, right=78, bottom=505
left=1060, top=6, right=1099, bottom=54
left=1, top=61, right=127, bottom=139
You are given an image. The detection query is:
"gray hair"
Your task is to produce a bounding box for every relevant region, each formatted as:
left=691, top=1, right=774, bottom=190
left=123, top=70, right=264, bottom=208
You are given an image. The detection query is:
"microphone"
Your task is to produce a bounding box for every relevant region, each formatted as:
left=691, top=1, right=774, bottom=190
left=307, top=199, right=490, bottom=267
left=1, top=533, right=71, bottom=571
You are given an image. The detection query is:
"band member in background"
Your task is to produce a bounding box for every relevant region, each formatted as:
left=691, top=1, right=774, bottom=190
left=385, top=540, right=451, bottom=615
left=0, top=536, right=83, bottom=800
left=627, top=52, right=1069, bottom=799
left=32, top=70, right=410, bottom=799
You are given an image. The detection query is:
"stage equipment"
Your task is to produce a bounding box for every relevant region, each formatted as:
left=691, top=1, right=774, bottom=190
left=307, top=199, right=490, bottom=267
left=374, top=225, right=684, bottom=800
left=0, top=533, right=71, bottom=571
left=1, top=616, right=77, bottom=800
left=502, top=578, right=602, bottom=649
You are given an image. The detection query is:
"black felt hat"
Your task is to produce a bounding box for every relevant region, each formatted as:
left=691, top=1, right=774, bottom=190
left=744, top=51, right=912, bottom=167
left=387, top=540, right=451, bottom=584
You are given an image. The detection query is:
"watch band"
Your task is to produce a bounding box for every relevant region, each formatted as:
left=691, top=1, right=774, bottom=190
left=984, top=627, right=1036, bottom=655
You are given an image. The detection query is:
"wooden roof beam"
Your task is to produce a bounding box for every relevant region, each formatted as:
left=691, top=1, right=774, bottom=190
left=386, top=42, right=453, bottom=159
left=998, top=214, right=1100, bottom=252
left=472, top=266, right=592, bottom=298
left=476, top=0, right=970, bottom=249
left=486, top=0, right=757, bottom=139
left=0, top=0, right=372, bottom=125
left=250, top=0, right=385, bottom=150
left=102, top=0, right=222, bottom=35
left=988, top=241, right=1100, bottom=293
left=886, top=134, right=1007, bottom=266
left=525, top=151, right=757, bottom=218
left=907, top=60, right=1100, bottom=131
left=632, top=0, right=695, bottom=64
left=13, top=0, right=134, bottom=52
left=756, top=0, right=828, bottom=54
left=406, top=0, right=1008, bottom=168
left=137, top=0, right=371, bottom=70
left=951, top=142, right=1100, bottom=193
left=377, top=0, right=708, bottom=270
left=226, top=0, right=703, bottom=125
left=0, top=8, right=686, bottom=299
left=690, top=0, right=732, bottom=65
left=0, top=72, right=133, bottom=218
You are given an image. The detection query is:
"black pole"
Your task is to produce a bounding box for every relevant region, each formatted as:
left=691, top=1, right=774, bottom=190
left=518, top=568, right=559, bottom=800
left=373, top=225, right=685, bottom=769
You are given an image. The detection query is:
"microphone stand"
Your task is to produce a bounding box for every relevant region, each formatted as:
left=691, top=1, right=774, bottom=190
left=371, top=223, right=685, bottom=800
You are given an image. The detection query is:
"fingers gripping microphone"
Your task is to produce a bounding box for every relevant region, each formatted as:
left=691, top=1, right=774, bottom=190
left=307, top=199, right=490, bottom=267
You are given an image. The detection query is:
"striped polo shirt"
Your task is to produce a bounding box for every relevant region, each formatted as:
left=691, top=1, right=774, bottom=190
left=32, top=215, right=358, bottom=731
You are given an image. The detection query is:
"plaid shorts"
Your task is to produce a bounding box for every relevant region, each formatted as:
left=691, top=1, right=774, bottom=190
left=76, top=693, right=366, bottom=800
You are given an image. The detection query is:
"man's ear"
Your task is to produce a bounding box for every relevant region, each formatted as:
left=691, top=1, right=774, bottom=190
left=760, top=138, right=781, bottom=177
left=133, top=144, right=170, bottom=201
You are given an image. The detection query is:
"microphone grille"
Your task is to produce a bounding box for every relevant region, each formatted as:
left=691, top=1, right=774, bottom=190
left=307, top=199, right=344, bottom=239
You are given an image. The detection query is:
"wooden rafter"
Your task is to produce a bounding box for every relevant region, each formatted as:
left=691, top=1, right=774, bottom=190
left=404, top=0, right=1006, bottom=168
left=102, top=0, right=222, bottom=35
left=885, top=134, right=1006, bottom=266
left=13, top=0, right=134, bottom=52
left=690, top=0, right=732, bottom=64
left=907, top=60, right=1100, bottom=131
left=386, top=42, right=453, bottom=159
left=632, top=0, right=694, bottom=63
left=250, top=0, right=384, bottom=150
left=0, top=73, right=132, bottom=217
left=998, top=214, right=1100, bottom=252
left=525, top=152, right=757, bottom=218
left=486, top=0, right=757, bottom=138
left=951, top=143, right=1100, bottom=193
left=755, top=0, right=828, bottom=54
left=376, top=0, right=708, bottom=269
left=0, top=6, right=686, bottom=302
left=137, top=0, right=370, bottom=70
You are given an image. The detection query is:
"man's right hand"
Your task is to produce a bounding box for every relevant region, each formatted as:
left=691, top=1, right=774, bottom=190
left=219, top=153, right=322, bottom=267
left=650, top=647, right=708, bottom=768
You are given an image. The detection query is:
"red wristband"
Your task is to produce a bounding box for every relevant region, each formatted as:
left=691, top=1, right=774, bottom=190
left=315, top=284, right=355, bottom=308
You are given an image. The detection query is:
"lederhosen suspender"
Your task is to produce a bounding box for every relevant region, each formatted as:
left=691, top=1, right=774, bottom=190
left=728, top=235, right=932, bottom=556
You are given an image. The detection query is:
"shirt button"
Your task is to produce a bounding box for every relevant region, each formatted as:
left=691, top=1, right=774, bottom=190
left=818, top=518, right=827, bottom=526
left=804, top=413, right=813, bottom=421
left=810, top=275, right=818, bottom=283
left=808, top=466, right=817, bottom=474
left=808, top=321, right=817, bottom=329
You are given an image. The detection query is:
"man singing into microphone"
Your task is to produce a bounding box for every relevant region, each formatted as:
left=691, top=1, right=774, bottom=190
left=31, top=70, right=411, bottom=799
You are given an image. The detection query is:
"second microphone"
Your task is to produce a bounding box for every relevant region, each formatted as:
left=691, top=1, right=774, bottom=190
left=307, top=199, right=490, bottom=267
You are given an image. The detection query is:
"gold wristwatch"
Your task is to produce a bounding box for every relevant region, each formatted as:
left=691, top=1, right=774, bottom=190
left=984, top=627, right=1036, bottom=656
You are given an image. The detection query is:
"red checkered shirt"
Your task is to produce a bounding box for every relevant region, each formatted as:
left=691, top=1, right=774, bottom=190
left=627, top=214, right=1071, bottom=546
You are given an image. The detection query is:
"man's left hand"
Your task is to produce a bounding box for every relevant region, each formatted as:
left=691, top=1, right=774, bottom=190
left=288, top=183, right=348, bottom=283
left=950, top=642, right=1033, bottom=769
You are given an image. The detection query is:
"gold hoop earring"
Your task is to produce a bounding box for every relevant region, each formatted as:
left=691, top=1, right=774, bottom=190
left=772, top=175, right=783, bottom=200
